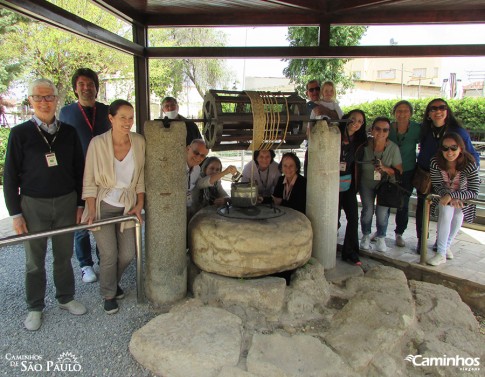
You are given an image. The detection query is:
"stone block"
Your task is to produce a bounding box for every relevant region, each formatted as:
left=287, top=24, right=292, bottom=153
left=130, top=306, right=242, bottom=377
left=193, top=271, right=287, bottom=314
left=189, top=206, right=312, bottom=277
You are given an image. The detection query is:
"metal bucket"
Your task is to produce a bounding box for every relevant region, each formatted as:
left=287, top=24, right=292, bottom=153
left=231, top=182, right=258, bottom=207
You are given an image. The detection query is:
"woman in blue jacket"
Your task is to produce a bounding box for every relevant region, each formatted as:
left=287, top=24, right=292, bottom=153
left=415, top=98, right=480, bottom=253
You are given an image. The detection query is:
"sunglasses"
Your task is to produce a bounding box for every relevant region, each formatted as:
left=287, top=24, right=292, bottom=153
left=307, top=87, right=320, bottom=93
left=191, top=148, right=207, bottom=159
left=429, top=105, right=447, bottom=112
left=30, top=95, right=57, bottom=102
left=441, top=145, right=459, bottom=152
left=373, top=126, right=390, bottom=133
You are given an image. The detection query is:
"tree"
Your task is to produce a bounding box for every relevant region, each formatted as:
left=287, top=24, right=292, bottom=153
left=149, top=28, right=232, bottom=107
left=1, top=1, right=133, bottom=107
left=283, top=26, right=367, bottom=95
left=0, top=9, right=28, bottom=94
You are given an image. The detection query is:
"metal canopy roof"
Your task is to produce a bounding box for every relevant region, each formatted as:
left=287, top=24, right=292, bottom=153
left=92, top=0, right=485, bottom=27
left=1, top=0, right=484, bottom=59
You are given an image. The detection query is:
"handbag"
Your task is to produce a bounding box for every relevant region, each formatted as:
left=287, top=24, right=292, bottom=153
left=376, top=169, right=409, bottom=209
left=412, top=165, right=432, bottom=194
left=376, top=180, right=405, bottom=209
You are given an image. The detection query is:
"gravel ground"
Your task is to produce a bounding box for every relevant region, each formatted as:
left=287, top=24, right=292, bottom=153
left=0, top=234, right=160, bottom=377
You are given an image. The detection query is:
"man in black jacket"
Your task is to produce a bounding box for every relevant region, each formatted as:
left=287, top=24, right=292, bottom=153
left=160, top=96, right=202, bottom=146
left=3, top=78, right=87, bottom=331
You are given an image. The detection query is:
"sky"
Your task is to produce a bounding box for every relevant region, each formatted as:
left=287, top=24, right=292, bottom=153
left=219, top=24, right=485, bottom=89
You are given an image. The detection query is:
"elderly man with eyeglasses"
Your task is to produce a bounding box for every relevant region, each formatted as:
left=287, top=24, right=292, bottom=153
left=3, top=78, right=87, bottom=331
left=186, top=139, right=209, bottom=220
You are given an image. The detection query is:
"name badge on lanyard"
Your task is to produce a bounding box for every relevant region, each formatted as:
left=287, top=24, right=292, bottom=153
left=45, top=152, right=58, bottom=167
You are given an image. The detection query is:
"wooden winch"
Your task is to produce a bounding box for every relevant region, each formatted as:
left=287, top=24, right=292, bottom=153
left=202, top=89, right=308, bottom=151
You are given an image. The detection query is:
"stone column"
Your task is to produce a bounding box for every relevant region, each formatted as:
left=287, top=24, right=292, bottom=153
left=144, top=120, right=187, bottom=304
left=306, top=120, right=341, bottom=270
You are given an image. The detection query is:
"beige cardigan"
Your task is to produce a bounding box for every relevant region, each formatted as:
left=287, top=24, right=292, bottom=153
left=82, top=130, right=146, bottom=230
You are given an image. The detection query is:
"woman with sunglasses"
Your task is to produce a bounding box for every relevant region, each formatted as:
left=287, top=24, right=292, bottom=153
left=338, top=110, right=368, bottom=265
left=427, top=133, right=479, bottom=266
left=415, top=99, right=480, bottom=253
left=358, top=117, right=403, bottom=253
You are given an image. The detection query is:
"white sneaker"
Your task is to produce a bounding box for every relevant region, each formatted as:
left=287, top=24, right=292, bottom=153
left=446, top=249, right=454, bottom=260
left=395, top=234, right=406, bottom=247
left=427, top=253, right=446, bottom=266
left=360, top=235, right=371, bottom=250
left=376, top=237, right=387, bottom=252
left=59, top=300, right=87, bottom=315
left=81, top=266, right=97, bottom=283
left=24, top=311, right=42, bottom=331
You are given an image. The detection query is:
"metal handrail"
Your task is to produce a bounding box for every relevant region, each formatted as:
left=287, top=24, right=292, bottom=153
left=0, top=215, right=144, bottom=303
left=420, top=195, right=484, bottom=265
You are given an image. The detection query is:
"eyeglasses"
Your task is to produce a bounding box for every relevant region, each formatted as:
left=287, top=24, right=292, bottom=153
left=429, top=105, right=447, bottom=112
left=373, top=126, right=390, bottom=133
left=307, top=87, right=320, bottom=93
left=191, top=148, right=207, bottom=159
left=441, top=145, right=459, bottom=152
left=30, top=95, right=57, bottom=102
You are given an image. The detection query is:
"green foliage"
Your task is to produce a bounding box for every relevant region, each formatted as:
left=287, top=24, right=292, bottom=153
left=148, top=28, right=231, bottom=104
left=283, top=26, right=367, bottom=96
left=0, top=9, right=29, bottom=93
left=341, top=97, right=485, bottom=131
left=1, top=3, right=132, bottom=105
left=0, top=127, right=10, bottom=184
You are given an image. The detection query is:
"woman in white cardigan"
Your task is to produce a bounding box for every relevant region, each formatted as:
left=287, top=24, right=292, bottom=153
left=82, top=99, right=145, bottom=314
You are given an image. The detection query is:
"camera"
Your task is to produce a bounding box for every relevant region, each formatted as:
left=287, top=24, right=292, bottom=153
left=373, top=158, right=381, bottom=168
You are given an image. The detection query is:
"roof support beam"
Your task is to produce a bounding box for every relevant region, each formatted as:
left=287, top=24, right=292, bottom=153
left=147, top=45, right=485, bottom=59
left=0, top=0, right=144, bottom=56
left=133, top=24, right=150, bottom=133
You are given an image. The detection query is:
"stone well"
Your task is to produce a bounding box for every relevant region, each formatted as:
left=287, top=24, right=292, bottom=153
left=188, top=206, right=313, bottom=278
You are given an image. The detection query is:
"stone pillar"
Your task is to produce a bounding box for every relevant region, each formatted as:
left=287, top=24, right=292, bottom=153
left=306, top=120, right=341, bottom=270
left=144, top=120, right=187, bottom=304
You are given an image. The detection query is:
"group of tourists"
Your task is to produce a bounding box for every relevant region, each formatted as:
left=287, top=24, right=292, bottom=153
left=304, top=79, right=480, bottom=268
left=3, top=71, right=481, bottom=331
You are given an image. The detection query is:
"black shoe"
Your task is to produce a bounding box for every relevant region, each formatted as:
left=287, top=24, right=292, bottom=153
left=104, top=299, right=119, bottom=314
left=342, top=252, right=362, bottom=266
left=115, top=286, right=124, bottom=300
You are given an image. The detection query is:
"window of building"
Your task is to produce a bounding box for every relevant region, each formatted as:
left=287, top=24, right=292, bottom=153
left=413, top=68, right=427, bottom=78
left=377, top=70, right=396, bottom=80
left=352, top=71, right=362, bottom=79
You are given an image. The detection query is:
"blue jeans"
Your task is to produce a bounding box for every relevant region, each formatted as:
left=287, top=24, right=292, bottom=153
left=360, top=184, right=390, bottom=237
left=394, top=170, right=414, bottom=235
left=74, top=229, right=99, bottom=268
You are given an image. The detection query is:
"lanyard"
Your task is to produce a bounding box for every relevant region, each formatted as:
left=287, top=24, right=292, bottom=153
left=33, top=120, right=58, bottom=152
left=341, top=126, right=351, bottom=160
left=187, top=168, right=192, bottom=189
left=258, top=167, right=270, bottom=190
left=283, top=176, right=296, bottom=201
left=77, top=102, right=96, bottom=133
